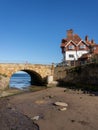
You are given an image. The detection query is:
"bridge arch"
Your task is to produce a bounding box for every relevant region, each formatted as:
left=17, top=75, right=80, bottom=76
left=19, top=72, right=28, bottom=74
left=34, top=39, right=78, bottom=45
left=10, top=69, right=43, bottom=87
left=21, top=69, right=43, bottom=85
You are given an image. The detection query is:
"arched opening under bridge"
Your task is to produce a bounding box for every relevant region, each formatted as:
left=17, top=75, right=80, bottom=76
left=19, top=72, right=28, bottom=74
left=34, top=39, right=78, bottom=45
left=9, top=69, right=43, bottom=89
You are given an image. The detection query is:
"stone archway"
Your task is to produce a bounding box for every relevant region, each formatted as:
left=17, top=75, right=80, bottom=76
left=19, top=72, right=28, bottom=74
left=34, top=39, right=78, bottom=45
left=21, top=69, right=43, bottom=86
left=8, top=69, right=44, bottom=90
left=9, top=69, right=44, bottom=89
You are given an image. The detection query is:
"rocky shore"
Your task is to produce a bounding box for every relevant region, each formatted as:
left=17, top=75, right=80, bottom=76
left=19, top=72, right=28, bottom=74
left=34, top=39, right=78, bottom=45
left=0, top=87, right=98, bottom=130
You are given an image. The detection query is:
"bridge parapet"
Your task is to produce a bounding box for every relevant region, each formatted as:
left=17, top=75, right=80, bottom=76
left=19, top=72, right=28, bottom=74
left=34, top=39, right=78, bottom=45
left=0, top=63, right=54, bottom=90
left=0, top=63, right=53, bottom=77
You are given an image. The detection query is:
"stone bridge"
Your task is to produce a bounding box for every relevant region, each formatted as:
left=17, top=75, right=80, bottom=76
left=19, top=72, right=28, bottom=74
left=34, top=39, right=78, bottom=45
left=0, top=63, right=54, bottom=90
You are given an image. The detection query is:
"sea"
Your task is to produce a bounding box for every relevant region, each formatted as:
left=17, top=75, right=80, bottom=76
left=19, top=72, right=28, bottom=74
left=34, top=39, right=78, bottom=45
left=10, top=72, right=31, bottom=90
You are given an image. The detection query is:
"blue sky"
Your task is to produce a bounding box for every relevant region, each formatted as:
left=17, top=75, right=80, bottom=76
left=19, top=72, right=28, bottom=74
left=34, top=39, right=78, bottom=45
left=0, top=0, right=98, bottom=64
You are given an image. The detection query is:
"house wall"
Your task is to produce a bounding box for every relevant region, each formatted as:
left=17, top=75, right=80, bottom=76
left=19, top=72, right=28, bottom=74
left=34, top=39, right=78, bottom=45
left=65, top=50, right=88, bottom=61
left=93, top=45, right=98, bottom=54
left=77, top=41, right=89, bottom=51
left=77, top=50, right=88, bottom=58
left=63, top=40, right=90, bottom=62
left=65, top=42, right=76, bottom=51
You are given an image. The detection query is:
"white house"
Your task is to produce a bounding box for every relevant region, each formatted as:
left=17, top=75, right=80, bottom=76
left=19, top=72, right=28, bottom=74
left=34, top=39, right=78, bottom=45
left=60, top=29, right=97, bottom=66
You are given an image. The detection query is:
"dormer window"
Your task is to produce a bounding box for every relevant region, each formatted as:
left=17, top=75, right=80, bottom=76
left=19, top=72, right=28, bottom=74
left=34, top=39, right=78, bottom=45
left=80, top=45, right=86, bottom=49
left=68, top=45, right=74, bottom=49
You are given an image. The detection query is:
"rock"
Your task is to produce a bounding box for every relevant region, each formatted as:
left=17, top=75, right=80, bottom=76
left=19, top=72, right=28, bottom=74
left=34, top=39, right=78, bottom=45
left=64, top=90, right=66, bottom=92
left=89, top=94, right=94, bottom=96
left=54, top=102, right=68, bottom=107
left=64, top=88, right=67, bottom=92
left=59, top=107, right=67, bottom=111
left=48, top=95, right=54, bottom=98
left=32, top=116, right=40, bottom=121
left=11, top=108, right=16, bottom=111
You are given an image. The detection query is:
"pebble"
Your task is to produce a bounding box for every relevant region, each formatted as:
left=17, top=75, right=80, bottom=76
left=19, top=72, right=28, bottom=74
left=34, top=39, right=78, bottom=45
left=59, top=107, right=67, bottom=111
left=32, top=116, right=40, bottom=121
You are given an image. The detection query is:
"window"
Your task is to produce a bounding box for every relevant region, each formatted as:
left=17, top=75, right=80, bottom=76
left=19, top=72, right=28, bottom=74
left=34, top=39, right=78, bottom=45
left=80, top=45, right=86, bottom=49
left=68, top=45, right=74, bottom=49
left=69, top=54, right=74, bottom=58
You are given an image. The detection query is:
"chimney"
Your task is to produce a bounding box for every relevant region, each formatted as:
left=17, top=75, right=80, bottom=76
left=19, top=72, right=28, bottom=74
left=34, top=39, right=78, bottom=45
left=91, top=39, right=94, bottom=44
left=85, top=35, right=89, bottom=42
left=67, top=29, right=73, bottom=39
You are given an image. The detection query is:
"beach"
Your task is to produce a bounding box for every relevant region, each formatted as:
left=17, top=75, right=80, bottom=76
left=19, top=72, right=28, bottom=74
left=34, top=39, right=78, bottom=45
left=0, top=86, right=98, bottom=130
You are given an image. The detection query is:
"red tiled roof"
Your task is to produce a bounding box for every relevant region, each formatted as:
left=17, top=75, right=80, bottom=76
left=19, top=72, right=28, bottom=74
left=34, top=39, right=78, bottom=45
left=86, top=41, right=95, bottom=46
left=60, top=29, right=98, bottom=49
left=72, top=34, right=81, bottom=44
left=60, top=32, right=82, bottom=47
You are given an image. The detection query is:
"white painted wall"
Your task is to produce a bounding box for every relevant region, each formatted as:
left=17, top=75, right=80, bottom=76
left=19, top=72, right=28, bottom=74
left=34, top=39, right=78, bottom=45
left=65, top=50, right=88, bottom=61
left=77, top=50, right=88, bottom=58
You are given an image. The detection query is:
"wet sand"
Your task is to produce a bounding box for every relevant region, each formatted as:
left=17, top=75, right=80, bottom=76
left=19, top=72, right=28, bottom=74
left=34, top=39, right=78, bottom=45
left=0, top=87, right=98, bottom=130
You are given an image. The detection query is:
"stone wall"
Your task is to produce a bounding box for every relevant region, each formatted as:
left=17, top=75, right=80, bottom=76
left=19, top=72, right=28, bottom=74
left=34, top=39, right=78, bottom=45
left=54, top=63, right=98, bottom=89
left=54, top=66, right=67, bottom=80
left=0, top=75, right=9, bottom=90
left=0, top=64, right=52, bottom=78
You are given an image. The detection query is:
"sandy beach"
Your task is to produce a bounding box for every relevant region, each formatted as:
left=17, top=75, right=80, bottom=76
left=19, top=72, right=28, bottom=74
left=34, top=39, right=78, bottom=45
left=0, top=86, right=98, bottom=130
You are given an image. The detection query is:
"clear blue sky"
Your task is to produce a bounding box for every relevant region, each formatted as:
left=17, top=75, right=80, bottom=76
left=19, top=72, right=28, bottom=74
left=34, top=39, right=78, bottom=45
left=0, top=0, right=98, bottom=64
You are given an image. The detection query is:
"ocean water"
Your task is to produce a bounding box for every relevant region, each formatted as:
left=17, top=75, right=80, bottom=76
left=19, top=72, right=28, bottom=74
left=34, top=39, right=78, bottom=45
left=10, top=73, right=31, bottom=89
